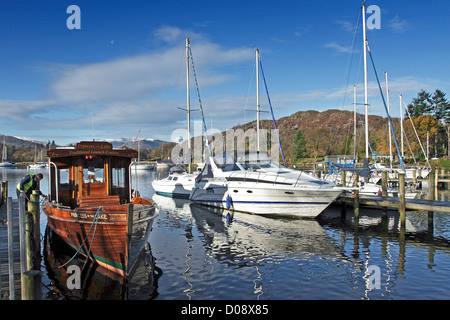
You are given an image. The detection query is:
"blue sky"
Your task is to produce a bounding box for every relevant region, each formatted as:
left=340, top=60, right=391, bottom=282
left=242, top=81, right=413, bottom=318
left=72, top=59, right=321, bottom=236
left=1, top=0, right=450, bottom=145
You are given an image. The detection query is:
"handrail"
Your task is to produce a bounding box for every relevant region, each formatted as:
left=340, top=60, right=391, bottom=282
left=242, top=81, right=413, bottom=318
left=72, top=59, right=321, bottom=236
left=48, top=160, right=59, bottom=203
left=129, top=161, right=134, bottom=202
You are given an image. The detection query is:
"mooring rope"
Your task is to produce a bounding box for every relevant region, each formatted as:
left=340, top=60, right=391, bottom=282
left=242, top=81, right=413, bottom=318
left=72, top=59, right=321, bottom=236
left=57, top=206, right=103, bottom=269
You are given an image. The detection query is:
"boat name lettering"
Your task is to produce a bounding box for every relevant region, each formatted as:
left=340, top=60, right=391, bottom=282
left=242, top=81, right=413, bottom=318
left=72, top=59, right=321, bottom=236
left=68, top=150, right=119, bottom=156
left=306, top=192, right=324, bottom=197
left=76, top=142, right=112, bottom=150
left=70, top=212, right=109, bottom=220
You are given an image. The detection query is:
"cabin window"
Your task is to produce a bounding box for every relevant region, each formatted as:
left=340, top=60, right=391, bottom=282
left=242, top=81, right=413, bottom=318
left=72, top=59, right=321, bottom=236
left=58, top=168, right=70, bottom=190
left=83, top=167, right=104, bottom=183
left=112, top=168, right=125, bottom=188
left=83, top=156, right=104, bottom=183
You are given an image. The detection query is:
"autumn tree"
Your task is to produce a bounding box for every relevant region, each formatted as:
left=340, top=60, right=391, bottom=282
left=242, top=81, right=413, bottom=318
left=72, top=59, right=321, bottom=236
left=306, top=128, right=328, bottom=159
left=406, top=89, right=450, bottom=157
left=403, top=115, right=438, bottom=160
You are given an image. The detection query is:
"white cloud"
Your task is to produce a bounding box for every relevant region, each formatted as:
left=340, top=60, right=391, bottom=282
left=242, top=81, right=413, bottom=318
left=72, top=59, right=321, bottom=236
left=0, top=26, right=255, bottom=144
left=389, top=15, right=411, bottom=33
left=334, top=20, right=358, bottom=33
left=49, top=28, right=254, bottom=103
left=324, top=42, right=355, bottom=54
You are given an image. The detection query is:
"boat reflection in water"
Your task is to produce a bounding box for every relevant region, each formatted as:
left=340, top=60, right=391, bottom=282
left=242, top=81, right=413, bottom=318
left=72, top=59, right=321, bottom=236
left=189, top=203, right=337, bottom=260
left=44, top=224, right=162, bottom=300
left=151, top=193, right=450, bottom=300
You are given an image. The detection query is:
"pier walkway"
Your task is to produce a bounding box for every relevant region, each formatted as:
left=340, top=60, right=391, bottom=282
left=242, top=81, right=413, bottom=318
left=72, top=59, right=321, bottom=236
left=0, top=198, right=22, bottom=300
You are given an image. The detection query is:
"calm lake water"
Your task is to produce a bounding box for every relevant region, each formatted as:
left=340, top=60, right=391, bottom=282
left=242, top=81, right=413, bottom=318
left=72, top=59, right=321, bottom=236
left=2, top=167, right=450, bottom=300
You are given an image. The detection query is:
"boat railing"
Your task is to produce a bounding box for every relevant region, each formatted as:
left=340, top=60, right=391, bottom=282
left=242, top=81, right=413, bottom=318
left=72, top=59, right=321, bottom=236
left=129, top=162, right=133, bottom=202
left=228, top=170, right=298, bottom=187
left=293, top=171, right=303, bottom=187
left=48, top=161, right=59, bottom=203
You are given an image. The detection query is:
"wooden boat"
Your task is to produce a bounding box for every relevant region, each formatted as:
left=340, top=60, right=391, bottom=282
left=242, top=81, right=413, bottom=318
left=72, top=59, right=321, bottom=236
left=42, top=141, right=158, bottom=277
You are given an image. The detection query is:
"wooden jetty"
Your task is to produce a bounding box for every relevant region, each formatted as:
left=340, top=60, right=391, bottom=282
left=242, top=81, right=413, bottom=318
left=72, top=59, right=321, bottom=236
left=0, top=185, right=42, bottom=300
left=0, top=198, right=21, bottom=300
left=337, top=169, right=450, bottom=228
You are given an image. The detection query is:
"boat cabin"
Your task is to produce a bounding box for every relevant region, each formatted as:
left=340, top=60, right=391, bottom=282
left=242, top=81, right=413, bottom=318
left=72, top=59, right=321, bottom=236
left=47, top=141, right=138, bottom=209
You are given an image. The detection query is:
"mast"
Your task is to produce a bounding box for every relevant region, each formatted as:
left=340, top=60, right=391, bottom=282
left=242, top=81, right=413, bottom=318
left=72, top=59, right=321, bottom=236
left=362, top=2, right=369, bottom=160
left=400, top=94, right=404, bottom=159
left=385, top=72, right=393, bottom=168
left=353, top=84, right=357, bottom=160
left=256, top=49, right=260, bottom=151
left=186, top=38, right=192, bottom=172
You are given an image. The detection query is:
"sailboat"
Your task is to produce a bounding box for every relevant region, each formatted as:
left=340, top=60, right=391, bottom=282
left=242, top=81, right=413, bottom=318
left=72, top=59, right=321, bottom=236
left=0, top=137, right=17, bottom=168
left=151, top=38, right=199, bottom=198
left=331, top=3, right=420, bottom=200
left=28, top=146, right=47, bottom=169
left=190, top=50, right=350, bottom=218
left=131, top=131, right=155, bottom=170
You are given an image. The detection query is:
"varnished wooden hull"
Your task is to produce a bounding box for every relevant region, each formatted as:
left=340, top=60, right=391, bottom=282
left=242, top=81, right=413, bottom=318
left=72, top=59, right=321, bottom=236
left=43, top=200, right=158, bottom=277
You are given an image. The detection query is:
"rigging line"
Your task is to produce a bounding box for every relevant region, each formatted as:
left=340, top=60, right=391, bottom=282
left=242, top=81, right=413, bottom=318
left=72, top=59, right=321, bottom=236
left=244, top=58, right=256, bottom=113
left=341, top=8, right=362, bottom=109
left=188, top=45, right=211, bottom=157
left=366, top=41, right=405, bottom=172
left=258, top=58, right=287, bottom=167
left=240, top=57, right=257, bottom=130
left=403, top=101, right=432, bottom=169
left=326, top=11, right=362, bottom=156
left=403, top=124, right=417, bottom=165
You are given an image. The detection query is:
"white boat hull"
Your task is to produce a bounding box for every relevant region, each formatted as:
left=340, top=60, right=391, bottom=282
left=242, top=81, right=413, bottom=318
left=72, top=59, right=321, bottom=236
left=190, top=179, right=343, bottom=218
left=0, top=162, right=17, bottom=168
left=152, top=174, right=197, bottom=198
left=132, top=164, right=155, bottom=170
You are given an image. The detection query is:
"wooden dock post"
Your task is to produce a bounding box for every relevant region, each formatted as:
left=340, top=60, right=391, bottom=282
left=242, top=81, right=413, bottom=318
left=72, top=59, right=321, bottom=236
left=381, top=171, right=388, bottom=197
left=28, top=190, right=41, bottom=270
left=6, top=197, right=15, bottom=300
left=18, top=192, right=26, bottom=275
left=428, top=169, right=436, bottom=201
left=428, top=169, right=435, bottom=231
left=353, top=172, right=359, bottom=220
left=341, top=170, right=346, bottom=186
left=381, top=171, right=388, bottom=216
left=21, top=270, right=41, bottom=300
left=1, top=180, right=7, bottom=199
left=398, top=172, right=406, bottom=225
left=25, top=210, right=34, bottom=271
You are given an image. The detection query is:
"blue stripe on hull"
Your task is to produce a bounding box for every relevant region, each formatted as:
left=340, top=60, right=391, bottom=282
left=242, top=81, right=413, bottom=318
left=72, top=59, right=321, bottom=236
left=155, top=191, right=190, bottom=199
left=192, top=199, right=329, bottom=205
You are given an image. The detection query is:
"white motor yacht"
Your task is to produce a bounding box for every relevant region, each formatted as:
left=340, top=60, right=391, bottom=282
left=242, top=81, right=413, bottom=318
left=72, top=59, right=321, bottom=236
left=190, top=152, right=350, bottom=218
left=152, top=165, right=198, bottom=199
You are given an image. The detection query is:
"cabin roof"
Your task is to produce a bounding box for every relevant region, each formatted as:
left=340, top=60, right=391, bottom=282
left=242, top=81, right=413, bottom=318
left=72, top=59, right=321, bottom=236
left=47, top=141, right=138, bottom=159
